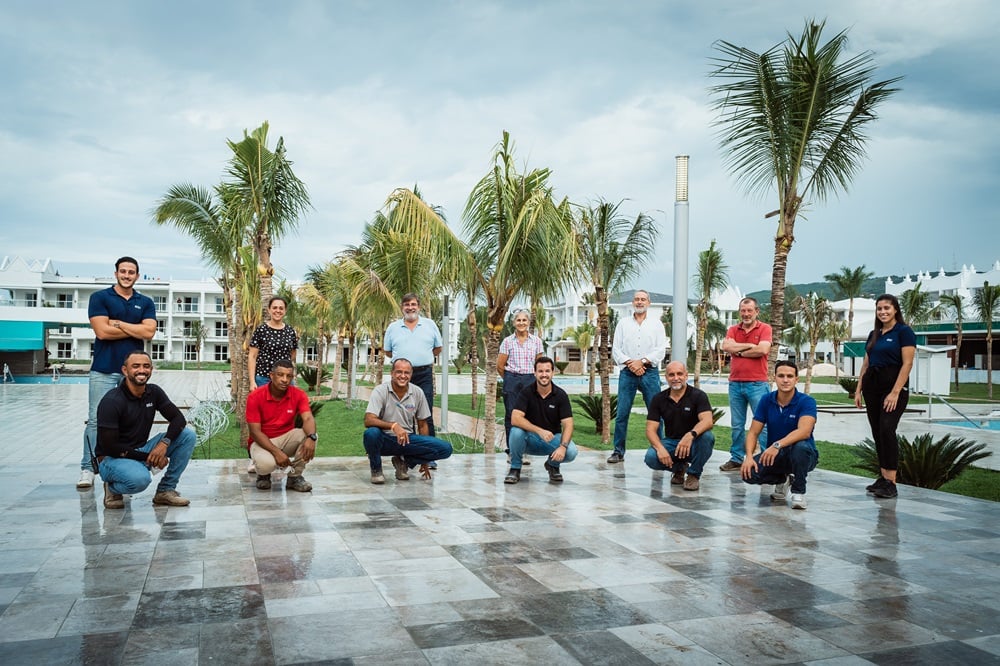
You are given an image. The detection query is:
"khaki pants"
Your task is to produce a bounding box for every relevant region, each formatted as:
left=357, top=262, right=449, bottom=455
left=251, top=429, right=308, bottom=476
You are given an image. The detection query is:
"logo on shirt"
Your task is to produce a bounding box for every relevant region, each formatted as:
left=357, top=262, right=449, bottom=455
left=683, top=406, right=691, bottom=412
left=145, top=402, right=153, bottom=408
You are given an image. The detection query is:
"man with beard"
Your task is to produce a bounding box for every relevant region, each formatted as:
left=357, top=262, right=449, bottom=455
left=363, top=358, right=453, bottom=484
left=720, top=296, right=772, bottom=472
left=643, top=361, right=715, bottom=491
left=383, top=293, right=443, bottom=449
left=95, top=350, right=197, bottom=509
left=607, top=290, right=667, bottom=463
left=78, top=256, right=157, bottom=489
left=246, top=359, right=318, bottom=492
left=504, top=356, right=578, bottom=484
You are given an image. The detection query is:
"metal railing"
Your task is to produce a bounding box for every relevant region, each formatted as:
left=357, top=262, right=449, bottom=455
left=926, top=392, right=982, bottom=428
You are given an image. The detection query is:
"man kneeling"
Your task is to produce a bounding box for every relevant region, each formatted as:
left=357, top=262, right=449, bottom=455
left=246, top=359, right=317, bottom=492
left=96, top=350, right=196, bottom=509
left=643, top=361, right=715, bottom=491
left=505, top=356, right=578, bottom=484
left=740, top=360, right=819, bottom=510
left=363, top=358, right=452, bottom=484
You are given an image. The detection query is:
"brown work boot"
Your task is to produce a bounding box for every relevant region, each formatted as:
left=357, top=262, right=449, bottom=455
left=391, top=455, right=410, bottom=481
left=103, top=482, right=124, bottom=509
left=152, top=489, right=190, bottom=506
left=683, top=475, right=700, bottom=491
left=670, top=463, right=687, bottom=485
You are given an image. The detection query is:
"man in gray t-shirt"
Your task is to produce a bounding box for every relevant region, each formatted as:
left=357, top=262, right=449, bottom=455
left=363, top=358, right=452, bottom=484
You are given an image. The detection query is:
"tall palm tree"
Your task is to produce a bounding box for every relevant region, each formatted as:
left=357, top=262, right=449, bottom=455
left=795, top=293, right=833, bottom=393
left=574, top=199, right=657, bottom=442
left=939, top=293, right=966, bottom=389
left=824, top=264, right=874, bottom=337
left=710, top=20, right=901, bottom=365
left=692, top=240, right=729, bottom=388
left=900, top=283, right=939, bottom=326
left=826, top=319, right=850, bottom=379
left=783, top=322, right=808, bottom=364
left=224, top=122, right=311, bottom=312
left=973, top=282, right=1000, bottom=399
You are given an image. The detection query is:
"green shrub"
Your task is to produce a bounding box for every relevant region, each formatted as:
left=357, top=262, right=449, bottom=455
left=297, top=363, right=332, bottom=388
left=712, top=408, right=724, bottom=424
left=555, top=361, right=569, bottom=374
left=573, top=394, right=619, bottom=433
left=852, top=433, right=992, bottom=489
left=838, top=377, right=858, bottom=395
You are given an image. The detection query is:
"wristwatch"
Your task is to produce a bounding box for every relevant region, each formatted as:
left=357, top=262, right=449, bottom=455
left=307, top=433, right=318, bottom=441
left=771, top=441, right=781, bottom=449
left=689, top=430, right=698, bottom=439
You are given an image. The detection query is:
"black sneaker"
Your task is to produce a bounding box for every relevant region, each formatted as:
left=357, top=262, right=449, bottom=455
left=866, top=476, right=886, bottom=493
left=544, top=460, right=563, bottom=483
left=504, top=468, right=521, bottom=484
left=606, top=452, right=624, bottom=464
left=256, top=474, right=272, bottom=490
left=872, top=480, right=898, bottom=498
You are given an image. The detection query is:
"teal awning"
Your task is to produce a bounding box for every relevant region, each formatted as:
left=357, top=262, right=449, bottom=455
left=0, top=321, right=45, bottom=351
left=843, top=341, right=867, bottom=358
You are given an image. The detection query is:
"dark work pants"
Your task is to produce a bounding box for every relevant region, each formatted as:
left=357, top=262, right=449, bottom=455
left=861, top=365, right=908, bottom=471
left=411, top=365, right=435, bottom=436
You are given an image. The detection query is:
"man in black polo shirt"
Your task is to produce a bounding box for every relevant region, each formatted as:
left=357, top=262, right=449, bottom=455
left=504, top=356, right=578, bottom=484
left=95, top=350, right=197, bottom=509
left=644, top=361, right=716, bottom=491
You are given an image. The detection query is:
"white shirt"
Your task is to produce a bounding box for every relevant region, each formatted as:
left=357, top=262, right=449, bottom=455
left=611, top=312, right=667, bottom=370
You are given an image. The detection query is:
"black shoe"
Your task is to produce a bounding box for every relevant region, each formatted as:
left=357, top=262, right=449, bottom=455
left=544, top=460, right=563, bottom=483
left=256, top=474, right=272, bottom=490
left=607, top=452, right=624, bottom=463
left=872, top=480, right=898, bottom=498
left=504, top=468, right=521, bottom=484
left=866, top=476, right=886, bottom=493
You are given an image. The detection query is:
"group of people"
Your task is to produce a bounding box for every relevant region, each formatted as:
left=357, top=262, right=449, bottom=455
left=77, top=259, right=915, bottom=512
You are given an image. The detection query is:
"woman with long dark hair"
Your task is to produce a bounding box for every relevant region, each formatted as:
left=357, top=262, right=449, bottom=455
left=854, top=293, right=916, bottom=498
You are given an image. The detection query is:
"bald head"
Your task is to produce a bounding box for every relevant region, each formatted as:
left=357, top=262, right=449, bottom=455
left=664, top=361, right=689, bottom=391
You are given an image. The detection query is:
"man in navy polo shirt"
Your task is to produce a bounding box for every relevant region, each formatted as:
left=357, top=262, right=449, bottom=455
left=383, top=293, right=443, bottom=445
left=643, top=361, right=715, bottom=491
left=79, top=256, right=157, bottom=489
left=740, top=360, right=819, bottom=510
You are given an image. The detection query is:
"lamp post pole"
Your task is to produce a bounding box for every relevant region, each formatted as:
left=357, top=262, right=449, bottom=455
left=672, top=155, right=690, bottom=363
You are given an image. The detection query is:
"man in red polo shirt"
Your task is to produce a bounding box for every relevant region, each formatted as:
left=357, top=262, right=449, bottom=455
left=720, top=297, right=772, bottom=471
left=246, top=359, right=317, bottom=492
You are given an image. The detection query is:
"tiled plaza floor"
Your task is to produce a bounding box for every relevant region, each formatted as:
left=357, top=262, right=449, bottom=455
left=1, top=380, right=999, bottom=664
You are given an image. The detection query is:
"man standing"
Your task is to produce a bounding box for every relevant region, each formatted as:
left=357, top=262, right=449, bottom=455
left=504, top=356, right=579, bottom=484
left=363, top=358, right=453, bottom=484
left=96, top=351, right=196, bottom=509
left=720, top=297, right=772, bottom=471
left=608, top=290, right=667, bottom=463
left=383, top=293, right=442, bottom=446
left=643, top=361, right=715, bottom=491
left=740, top=361, right=819, bottom=510
left=246, top=359, right=317, bottom=492
left=79, top=257, right=157, bottom=489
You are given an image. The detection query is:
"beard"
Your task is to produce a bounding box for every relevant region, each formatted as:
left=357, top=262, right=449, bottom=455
left=403, top=312, right=419, bottom=323
left=633, top=305, right=647, bottom=314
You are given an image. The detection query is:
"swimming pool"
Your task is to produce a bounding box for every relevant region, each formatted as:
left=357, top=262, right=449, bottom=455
left=936, top=419, right=1000, bottom=431
left=5, top=376, right=89, bottom=385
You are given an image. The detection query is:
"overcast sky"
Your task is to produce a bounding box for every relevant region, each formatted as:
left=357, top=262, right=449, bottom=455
left=1, top=0, right=996, bottom=298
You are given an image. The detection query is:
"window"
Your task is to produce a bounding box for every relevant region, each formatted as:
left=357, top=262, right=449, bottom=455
left=57, top=294, right=73, bottom=308
left=153, top=296, right=167, bottom=311
left=57, top=325, right=72, bottom=335
left=56, top=342, right=73, bottom=359
left=304, top=346, right=317, bottom=361
left=214, top=344, right=229, bottom=362
left=176, top=296, right=199, bottom=313
left=215, top=297, right=225, bottom=313
left=184, top=344, right=198, bottom=361
left=214, top=321, right=228, bottom=337
left=568, top=348, right=582, bottom=362
left=25, top=293, right=37, bottom=307
left=183, top=321, right=194, bottom=336
left=151, top=343, right=165, bottom=360
left=156, top=320, right=166, bottom=334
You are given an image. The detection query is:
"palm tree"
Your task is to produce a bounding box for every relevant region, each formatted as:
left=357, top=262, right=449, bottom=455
left=939, top=293, right=966, bottom=389
left=188, top=320, right=208, bottom=369
left=826, top=319, right=850, bottom=379
left=783, top=321, right=807, bottom=363
left=824, top=265, right=874, bottom=337
left=973, top=282, right=1000, bottom=399
left=900, top=283, right=939, bottom=326
left=224, top=122, right=311, bottom=312
left=692, top=240, right=729, bottom=387
left=296, top=281, right=335, bottom=394
left=710, top=20, right=901, bottom=365
left=795, top=293, right=833, bottom=392
left=574, top=199, right=657, bottom=442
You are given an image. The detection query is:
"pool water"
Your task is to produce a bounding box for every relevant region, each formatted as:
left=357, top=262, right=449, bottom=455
left=937, top=419, right=1000, bottom=431
left=6, top=376, right=89, bottom=385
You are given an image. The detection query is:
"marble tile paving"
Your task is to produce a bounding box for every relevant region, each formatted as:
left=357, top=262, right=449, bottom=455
left=0, top=382, right=998, bottom=664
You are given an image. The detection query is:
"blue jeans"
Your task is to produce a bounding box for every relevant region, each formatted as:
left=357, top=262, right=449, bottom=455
left=83, top=371, right=122, bottom=469
left=508, top=427, right=578, bottom=470
left=741, top=444, right=819, bottom=494
left=728, top=381, right=769, bottom=463
left=254, top=375, right=270, bottom=388
left=362, top=427, right=452, bottom=472
left=612, top=368, right=662, bottom=457
left=411, top=366, right=435, bottom=436
left=644, top=430, right=715, bottom=476
left=502, top=372, right=536, bottom=448
left=98, top=426, right=197, bottom=495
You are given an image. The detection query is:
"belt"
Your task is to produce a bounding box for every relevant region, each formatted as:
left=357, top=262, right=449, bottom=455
left=411, top=364, right=433, bottom=372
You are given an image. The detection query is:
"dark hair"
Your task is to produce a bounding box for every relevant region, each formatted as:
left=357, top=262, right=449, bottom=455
left=774, top=359, right=798, bottom=375
left=534, top=355, right=555, bottom=370
left=268, top=296, right=288, bottom=308
left=401, top=293, right=420, bottom=305
left=391, top=357, right=413, bottom=372
left=866, top=293, right=906, bottom=352
left=115, top=256, right=139, bottom=272
left=271, top=359, right=294, bottom=372
left=122, top=349, right=151, bottom=364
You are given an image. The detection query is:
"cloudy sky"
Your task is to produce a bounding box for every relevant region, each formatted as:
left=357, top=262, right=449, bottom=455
left=1, top=0, right=996, bottom=298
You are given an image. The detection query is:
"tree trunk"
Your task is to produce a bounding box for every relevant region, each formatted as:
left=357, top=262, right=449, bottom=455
left=483, top=328, right=502, bottom=453
left=954, top=328, right=962, bottom=389
left=694, top=309, right=707, bottom=388
left=330, top=333, right=342, bottom=399
left=767, top=212, right=796, bottom=378
left=987, top=332, right=993, bottom=399
left=596, top=285, right=611, bottom=444
left=345, top=333, right=356, bottom=409
left=255, top=234, right=274, bottom=313
left=805, top=341, right=817, bottom=393
left=468, top=306, right=479, bottom=411
left=589, top=333, right=598, bottom=396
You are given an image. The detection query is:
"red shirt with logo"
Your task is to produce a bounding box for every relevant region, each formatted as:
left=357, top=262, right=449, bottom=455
left=245, top=384, right=311, bottom=445
left=727, top=321, right=772, bottom=382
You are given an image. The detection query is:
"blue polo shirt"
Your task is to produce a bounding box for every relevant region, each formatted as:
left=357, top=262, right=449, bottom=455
left=88, top=287, right=157, bottom=374
left=865, top=323, right=916, bottom=369
left=753, top=389, right=817, bottom=449
left=383, top=317, right=442, bottom=367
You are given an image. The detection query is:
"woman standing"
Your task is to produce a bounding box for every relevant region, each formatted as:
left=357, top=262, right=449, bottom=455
left=854, top=294, right=916, bottom=499
left=497, top=310, right=544, bottom=458
left=248, top=297, right=299, bottom=388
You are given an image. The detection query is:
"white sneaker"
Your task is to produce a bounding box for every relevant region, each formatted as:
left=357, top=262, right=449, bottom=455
left=791, top=493, right=807, bottom=510
left=77, top=469, right=95, bottom=488
left=770, top=476, right=788, bottom=501
left=247, top=462, right=256, bottom=475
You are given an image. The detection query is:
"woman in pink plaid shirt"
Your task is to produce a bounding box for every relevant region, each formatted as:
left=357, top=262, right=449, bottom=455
left=497, top=310, right=545, bottom=458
